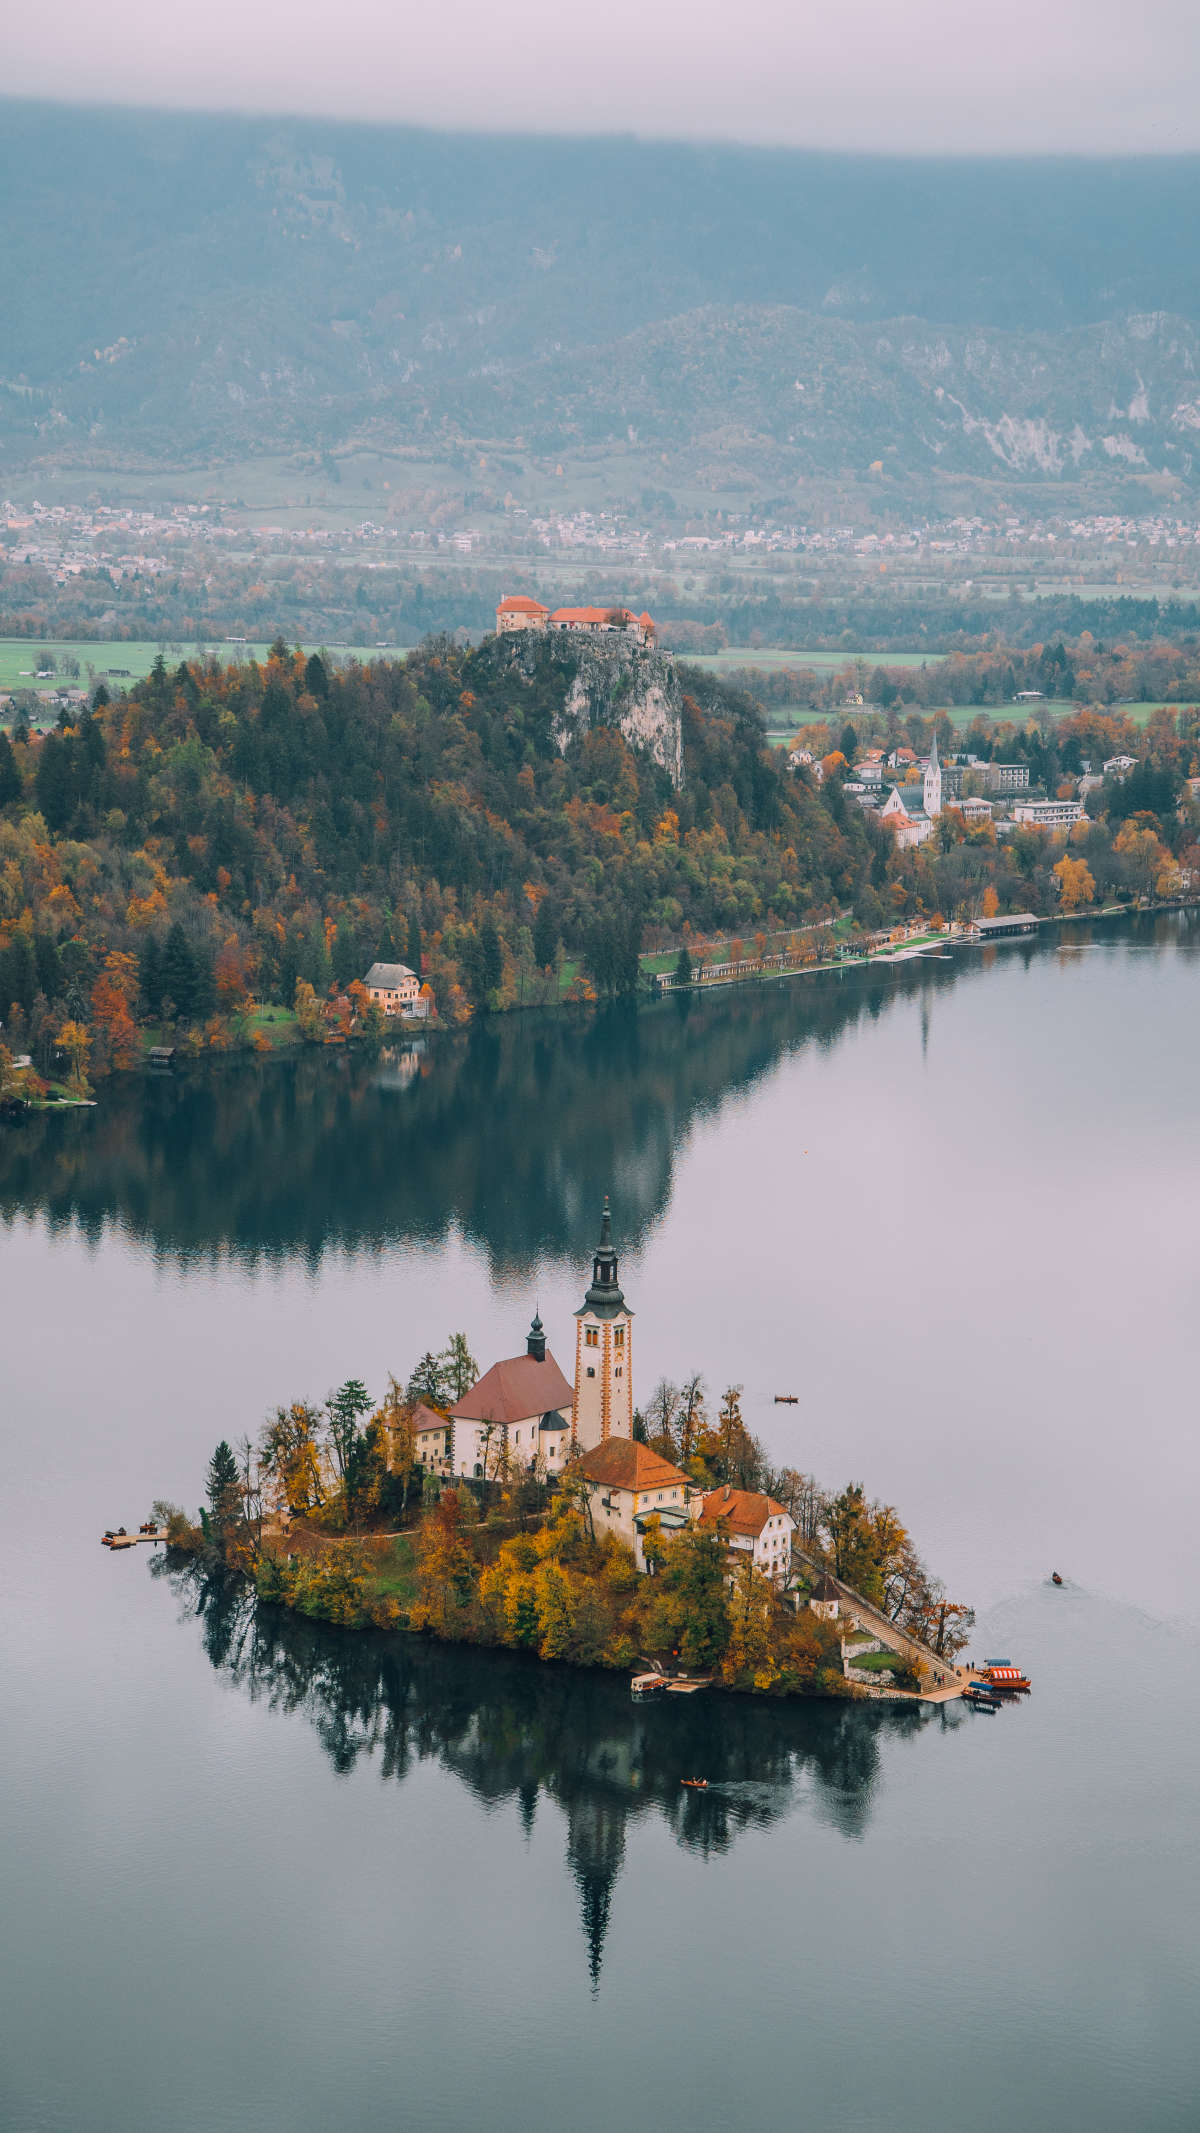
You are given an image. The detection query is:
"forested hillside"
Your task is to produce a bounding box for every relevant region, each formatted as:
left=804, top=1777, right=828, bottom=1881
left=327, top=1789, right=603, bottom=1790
left=8, top=101, right=1200, bottom=508
left=1, top=634, right=1197, bottom=1088
left=0, top=639, right=871, bottom=1069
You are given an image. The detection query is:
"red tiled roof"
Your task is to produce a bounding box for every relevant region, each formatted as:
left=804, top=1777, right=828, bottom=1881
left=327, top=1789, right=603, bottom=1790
left=497, top=595, right=549, bottom=615
left=697, top=1487, right=790, bottom=1540
left=577, top=1439, right=689, bottom=1492
left=550, top=605, right=639, bottom=626
left=412, top=1403, right=448, bottom=1435
left=451, top=1351, right=574, bottom=1426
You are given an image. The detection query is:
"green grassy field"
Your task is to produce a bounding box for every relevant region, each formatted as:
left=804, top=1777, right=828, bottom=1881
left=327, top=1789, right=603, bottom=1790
left=688, top=647, right=944, bottom=673
left=0, top=638, right=414, bottom=700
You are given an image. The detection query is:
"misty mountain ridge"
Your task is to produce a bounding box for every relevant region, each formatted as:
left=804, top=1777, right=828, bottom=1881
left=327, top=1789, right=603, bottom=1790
left=7, top=100, right=1200, bottom=510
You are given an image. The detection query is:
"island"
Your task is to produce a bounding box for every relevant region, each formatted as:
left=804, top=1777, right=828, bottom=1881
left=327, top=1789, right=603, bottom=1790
left=148, top=1201, right=974, bottom=1703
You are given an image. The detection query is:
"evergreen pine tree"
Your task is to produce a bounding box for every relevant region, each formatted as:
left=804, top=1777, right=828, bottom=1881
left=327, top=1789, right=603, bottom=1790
left=0, top=932, right=37, bottom=1018
left=0, top=731, right=21, bottom=807
left=138, top=933, right=163, bottom=1019
left=34, top=732, right=75, bottom=832
left=532, top=899, right=558, bottom=971
left=406, top=908, right=423, bottom=975
left=34, top=933, right=62, bottom=1002
left=205, top=1440, right=241, bottom=1531
left=161, top=923, right=197, bottom=1021
left=479, top=919, right=503, bottom=996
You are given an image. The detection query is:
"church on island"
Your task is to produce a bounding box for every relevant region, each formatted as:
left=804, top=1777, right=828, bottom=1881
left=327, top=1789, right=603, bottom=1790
left=411, top=1197, right=797, bottom=1582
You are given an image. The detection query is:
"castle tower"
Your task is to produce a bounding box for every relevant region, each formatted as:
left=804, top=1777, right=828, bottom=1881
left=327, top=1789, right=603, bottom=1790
left=571, top=1198, right=634, bottom=1451
left=924, top=730, right=942, bottom=818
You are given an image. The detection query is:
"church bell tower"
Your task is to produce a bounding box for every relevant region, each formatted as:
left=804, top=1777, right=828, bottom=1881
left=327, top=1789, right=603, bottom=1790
left=571, top=1197, right=634, bottom=1451
left=924, top=729, right=942, bottom=819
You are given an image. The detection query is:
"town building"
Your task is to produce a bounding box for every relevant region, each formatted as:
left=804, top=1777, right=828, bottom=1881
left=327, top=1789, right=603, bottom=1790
left=981, top=762, right=1031, bottom=794
left=1012, top=798, right=1085, bottom=830
left=809, top=1573, right=841, bottom=1621
left=954, top=794, right=994, bottom=824
left=577, top=1438, right=692, bottom=1571
left=696, top=1486, right=796, bottom=1586
left=1103, top=754, right=1139, bottom=778
left=974, top=911, right=1039, bottom=939
left=572, top=1199, right=634, bottom=1452
left=363, top=961, right=421, bottom=1015
left=448, top=1313, right=575, bottom=1479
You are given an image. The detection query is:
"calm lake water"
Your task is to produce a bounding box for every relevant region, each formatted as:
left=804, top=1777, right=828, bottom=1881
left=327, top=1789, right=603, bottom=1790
left=2, top=915, right=1198, bottom=2131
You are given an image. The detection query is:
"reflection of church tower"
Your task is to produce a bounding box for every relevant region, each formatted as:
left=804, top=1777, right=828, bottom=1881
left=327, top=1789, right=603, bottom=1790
left=924, top=730, right=942, bottom=818
left=566, top=1791, right=627, bottom=1993
left=572, top=1198, right=634, bottom=1451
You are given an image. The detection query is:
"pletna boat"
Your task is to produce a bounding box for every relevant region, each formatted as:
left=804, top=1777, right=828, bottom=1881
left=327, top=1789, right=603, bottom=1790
left=680, top=1778, right=708, bottom=1790
left=981, top=1665, right=1031, bottom=1693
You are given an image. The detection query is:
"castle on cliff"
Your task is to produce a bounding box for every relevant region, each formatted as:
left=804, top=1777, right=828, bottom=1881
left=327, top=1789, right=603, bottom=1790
left=497, top=594, right=656, bottom=647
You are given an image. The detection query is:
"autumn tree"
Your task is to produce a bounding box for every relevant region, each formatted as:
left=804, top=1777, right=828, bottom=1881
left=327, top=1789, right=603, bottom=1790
left=1053, top=854, right=1096, bottom=912
left=90, top=951, right=141, bottom=1071
left=258, top=1401, right=325, bottom=1515
left=55, top=1019, right=91, bottom=1097
left=721, top=1555, right=779, bottom=1691
left=293, top=979, right=325, bottom=1044
left=410, top=1488, right=478, bottom=1631
left=645, top=1526, right=730, bottom=1672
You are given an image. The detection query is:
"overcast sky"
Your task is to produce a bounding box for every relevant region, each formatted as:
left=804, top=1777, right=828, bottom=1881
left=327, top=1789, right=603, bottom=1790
left=4, top=0, right=1200, bottom=154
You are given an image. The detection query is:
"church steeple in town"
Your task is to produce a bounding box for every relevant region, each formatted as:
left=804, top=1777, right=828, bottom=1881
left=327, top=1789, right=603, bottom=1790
left=924, top=728, right=942, bottom=818
left=572, top=1197, right=634, bottom=1450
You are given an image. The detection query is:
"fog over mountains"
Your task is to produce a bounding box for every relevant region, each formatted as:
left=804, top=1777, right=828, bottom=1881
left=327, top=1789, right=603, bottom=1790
left=7, top=100, right=1200, bottom=514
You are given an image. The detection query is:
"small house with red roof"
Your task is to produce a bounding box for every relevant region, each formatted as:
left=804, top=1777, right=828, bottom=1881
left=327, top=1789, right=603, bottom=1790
left=577, top=1438, right=692, bottom=1570
left=696, top=1485, right=796, bottom=1586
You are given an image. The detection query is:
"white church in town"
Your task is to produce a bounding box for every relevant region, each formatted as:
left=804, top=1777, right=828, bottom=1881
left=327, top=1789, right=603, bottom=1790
left=877, top=731, right=942, bottom=848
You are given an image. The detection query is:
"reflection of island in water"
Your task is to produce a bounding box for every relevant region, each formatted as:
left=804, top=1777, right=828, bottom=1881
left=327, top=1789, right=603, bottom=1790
left=1, top=914, right=1188, bottom=1273
left=157, top=1560, right=948, bottom=1989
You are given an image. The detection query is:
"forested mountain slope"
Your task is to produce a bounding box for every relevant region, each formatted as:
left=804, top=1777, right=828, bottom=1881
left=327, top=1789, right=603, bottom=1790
left=7, top=101, right=1200, bottom=504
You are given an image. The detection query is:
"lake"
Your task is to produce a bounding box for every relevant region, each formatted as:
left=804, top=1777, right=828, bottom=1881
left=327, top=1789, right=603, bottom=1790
left=2, top=915, right=1198, bottom=2131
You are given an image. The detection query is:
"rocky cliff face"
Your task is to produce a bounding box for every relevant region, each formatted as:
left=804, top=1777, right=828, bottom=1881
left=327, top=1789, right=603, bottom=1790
left=492, top=633, right=684, bottom=788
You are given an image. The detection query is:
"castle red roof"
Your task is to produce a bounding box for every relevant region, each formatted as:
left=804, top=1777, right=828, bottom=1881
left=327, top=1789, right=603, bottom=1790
left=497, top=594, right=549, bottom=616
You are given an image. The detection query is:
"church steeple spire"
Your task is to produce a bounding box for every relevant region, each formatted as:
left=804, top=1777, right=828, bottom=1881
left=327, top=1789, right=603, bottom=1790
left=586, top=1196, right=624, bottom=1310
left=572, top=1196, right=634, bottom=1449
